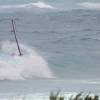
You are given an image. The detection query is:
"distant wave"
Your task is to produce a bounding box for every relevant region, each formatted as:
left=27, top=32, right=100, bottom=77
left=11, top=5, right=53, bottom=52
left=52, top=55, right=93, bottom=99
left=0, top=40, right=54, bottom=80
left=0, top=1, right=55, bottom=10
left=80, top=37, right=100, bottom=41
left=78, top=2, right=100, bottom=10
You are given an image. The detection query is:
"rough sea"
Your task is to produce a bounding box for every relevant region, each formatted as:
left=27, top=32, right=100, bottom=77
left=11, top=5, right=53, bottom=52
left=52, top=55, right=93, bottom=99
left=0, top=1, right=100, bottom=99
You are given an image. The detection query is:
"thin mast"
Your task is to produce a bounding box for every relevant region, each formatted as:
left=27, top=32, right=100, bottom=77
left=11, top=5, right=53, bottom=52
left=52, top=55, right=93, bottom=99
left=11, top=19, right=22, bottom=56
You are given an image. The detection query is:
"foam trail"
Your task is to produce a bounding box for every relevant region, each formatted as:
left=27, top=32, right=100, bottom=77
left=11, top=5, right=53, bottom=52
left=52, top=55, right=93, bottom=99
left=0, top=40, right=54, bottom=80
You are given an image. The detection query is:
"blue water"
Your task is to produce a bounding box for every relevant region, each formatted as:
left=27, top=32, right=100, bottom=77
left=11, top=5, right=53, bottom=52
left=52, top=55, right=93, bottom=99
left=0, top=2, right=100, bottom=97
left=0, top=10, right=100, bottom=79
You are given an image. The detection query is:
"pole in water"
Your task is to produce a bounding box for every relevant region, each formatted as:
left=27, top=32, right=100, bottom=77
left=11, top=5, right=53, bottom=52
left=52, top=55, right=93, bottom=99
left=11, top=19, right=22, bottom=56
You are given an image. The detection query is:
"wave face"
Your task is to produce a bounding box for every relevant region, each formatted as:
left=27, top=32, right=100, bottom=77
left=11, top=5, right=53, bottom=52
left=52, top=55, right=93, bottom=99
left=0, top=41, right=54, bottom=80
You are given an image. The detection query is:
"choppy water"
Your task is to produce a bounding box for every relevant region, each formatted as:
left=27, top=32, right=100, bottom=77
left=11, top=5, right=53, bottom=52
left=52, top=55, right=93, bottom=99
left=0, top=9, right=100, bottom=97
left=0, top=10, right=100, bottom=79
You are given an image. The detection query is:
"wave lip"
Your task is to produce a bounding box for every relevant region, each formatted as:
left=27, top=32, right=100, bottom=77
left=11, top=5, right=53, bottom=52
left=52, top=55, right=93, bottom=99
left=0, top=41, right=54, bottom=80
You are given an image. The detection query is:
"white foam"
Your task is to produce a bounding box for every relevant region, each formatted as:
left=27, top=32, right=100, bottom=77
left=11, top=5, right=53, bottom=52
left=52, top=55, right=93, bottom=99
left=0, top=92, right=78, bottom=100
left=78, top=2, right=100, bottom=10
left=33, top=1, right=54, bottom=9
left=0, top=40, right=54, bottom=80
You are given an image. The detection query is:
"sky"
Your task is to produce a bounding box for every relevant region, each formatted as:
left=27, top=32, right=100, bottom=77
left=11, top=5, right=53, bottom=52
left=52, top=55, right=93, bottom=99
left=0, top=0, right=100, bottom=11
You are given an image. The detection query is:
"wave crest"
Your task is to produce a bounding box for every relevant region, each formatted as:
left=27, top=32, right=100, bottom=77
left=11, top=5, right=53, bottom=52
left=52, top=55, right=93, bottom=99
left=0, top=1, right=55, bottom=10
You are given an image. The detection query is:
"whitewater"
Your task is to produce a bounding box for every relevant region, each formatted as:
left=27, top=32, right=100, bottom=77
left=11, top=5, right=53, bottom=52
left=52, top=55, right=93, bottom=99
left=0, top=40, right=54, bottom=80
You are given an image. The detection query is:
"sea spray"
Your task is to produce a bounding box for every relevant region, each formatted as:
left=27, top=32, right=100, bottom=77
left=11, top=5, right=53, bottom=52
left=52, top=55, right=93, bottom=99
left=0, top=40, right=54, bottom=80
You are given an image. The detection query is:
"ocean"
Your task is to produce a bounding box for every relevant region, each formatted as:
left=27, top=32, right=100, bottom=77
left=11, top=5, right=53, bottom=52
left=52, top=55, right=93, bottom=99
left=0, top=1, right=100, bottom=99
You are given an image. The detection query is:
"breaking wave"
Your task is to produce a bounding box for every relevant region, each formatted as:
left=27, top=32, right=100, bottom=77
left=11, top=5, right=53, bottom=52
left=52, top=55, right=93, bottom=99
left=0, top=1, right=55, bottom=9
left=0, top=40, right=54, bottom=80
